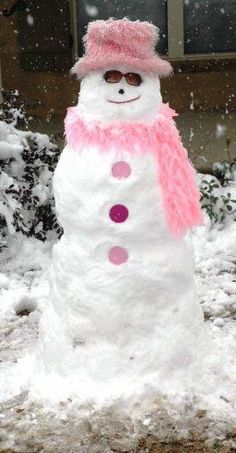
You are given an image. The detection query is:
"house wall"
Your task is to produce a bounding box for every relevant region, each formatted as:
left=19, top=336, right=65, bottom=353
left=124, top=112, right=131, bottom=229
left=0, top=3, right=235, bottom=119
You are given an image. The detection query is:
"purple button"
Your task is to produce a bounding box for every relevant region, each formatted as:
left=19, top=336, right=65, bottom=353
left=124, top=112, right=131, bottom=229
left=109, top=204, right=129, bottom=223
left=109, top=246, right=129, bottom=265
left=112, top=161, right=131, bottom=179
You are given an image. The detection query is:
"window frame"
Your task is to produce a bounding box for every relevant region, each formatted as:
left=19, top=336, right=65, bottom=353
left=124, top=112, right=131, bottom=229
left=0, top=57, right=3, bottom=103
left=70, top=0, right=79, bottom=60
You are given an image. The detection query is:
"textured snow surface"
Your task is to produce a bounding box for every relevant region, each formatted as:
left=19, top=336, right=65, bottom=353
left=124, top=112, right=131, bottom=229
left=0, top=219, right=236, bottom=449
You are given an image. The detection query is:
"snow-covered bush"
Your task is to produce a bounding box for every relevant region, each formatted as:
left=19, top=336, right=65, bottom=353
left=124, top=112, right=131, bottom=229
left=0, top=93, right=62, bottom=253
left=213, top=161, right=236, bottom=186
left=199, top=161, right=236, bottom=225
left=0, top=89, right=27, bottom=127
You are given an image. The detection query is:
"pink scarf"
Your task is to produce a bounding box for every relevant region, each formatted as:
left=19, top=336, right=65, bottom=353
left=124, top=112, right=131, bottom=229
left=64, top=103, right=203, bottom=236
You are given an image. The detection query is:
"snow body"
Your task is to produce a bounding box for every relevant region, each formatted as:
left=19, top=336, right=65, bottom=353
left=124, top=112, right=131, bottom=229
left=38, top=68, right=208, bottom=404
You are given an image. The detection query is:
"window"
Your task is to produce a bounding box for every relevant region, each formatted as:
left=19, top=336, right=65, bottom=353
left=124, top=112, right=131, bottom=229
left=18, top=0, right=72, bottom=71
left=72, top=0, right=236, bottom=60
left=75, top=0, right=168, bottom=56
left=184, top=0, right=236, bottom=54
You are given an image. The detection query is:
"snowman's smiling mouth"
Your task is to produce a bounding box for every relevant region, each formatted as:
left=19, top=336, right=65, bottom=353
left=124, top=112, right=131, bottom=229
left=108, top=95, right=141, bottom=104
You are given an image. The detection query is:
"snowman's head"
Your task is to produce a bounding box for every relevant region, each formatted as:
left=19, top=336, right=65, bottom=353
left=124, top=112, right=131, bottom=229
left=78, top=65, right=162, bottom=124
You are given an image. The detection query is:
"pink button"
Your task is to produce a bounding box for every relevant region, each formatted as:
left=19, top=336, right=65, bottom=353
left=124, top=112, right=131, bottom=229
left=112, top=161, right=131, bottom=179
left=109, top=246, right=129, bottom=265
left=109, top=204, right=129, bottom=223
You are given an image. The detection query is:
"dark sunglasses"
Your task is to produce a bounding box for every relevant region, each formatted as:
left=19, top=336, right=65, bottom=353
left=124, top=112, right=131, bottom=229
left=104, top=70, right=142, bottom=87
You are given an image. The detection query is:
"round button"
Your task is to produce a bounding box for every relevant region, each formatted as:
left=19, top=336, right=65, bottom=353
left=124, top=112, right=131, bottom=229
left=112, top=161, right=131, bottom=179
left=109, top=204, right=129, bottom=223
left=109, top=246, right=129, bottom=265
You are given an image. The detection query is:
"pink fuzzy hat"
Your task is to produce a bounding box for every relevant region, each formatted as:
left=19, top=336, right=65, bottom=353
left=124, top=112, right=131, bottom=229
left=71, top=18, right=172, bottom=79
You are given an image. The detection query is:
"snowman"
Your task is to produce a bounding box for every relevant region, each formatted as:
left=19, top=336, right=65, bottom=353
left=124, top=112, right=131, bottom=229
left=38, top=19, right=208, bottom=404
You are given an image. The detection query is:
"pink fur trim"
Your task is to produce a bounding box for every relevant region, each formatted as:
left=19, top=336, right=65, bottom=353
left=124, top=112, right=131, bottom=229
left=64, top=104, right=203, bottom=236
left=71, top=19, right=172, bottom=79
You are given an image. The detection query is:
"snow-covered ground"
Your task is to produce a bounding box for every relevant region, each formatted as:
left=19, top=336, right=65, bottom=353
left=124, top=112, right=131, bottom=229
left=0, top=214, right=235, bottom=451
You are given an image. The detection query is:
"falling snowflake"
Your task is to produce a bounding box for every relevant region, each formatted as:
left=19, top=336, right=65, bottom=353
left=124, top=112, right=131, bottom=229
left=85, top=4, right=98, bottom=17
left=190, top=92, right=194, bottom=111
left=189, top=128, right=194, bottom=142
left=216, top=124, right=226, bottom=138
left=27, top=14, right=34, bottom=26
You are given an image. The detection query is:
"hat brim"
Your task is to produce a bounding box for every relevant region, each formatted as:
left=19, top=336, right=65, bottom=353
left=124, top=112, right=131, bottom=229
left=71, top=54, right=172, bottom=79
